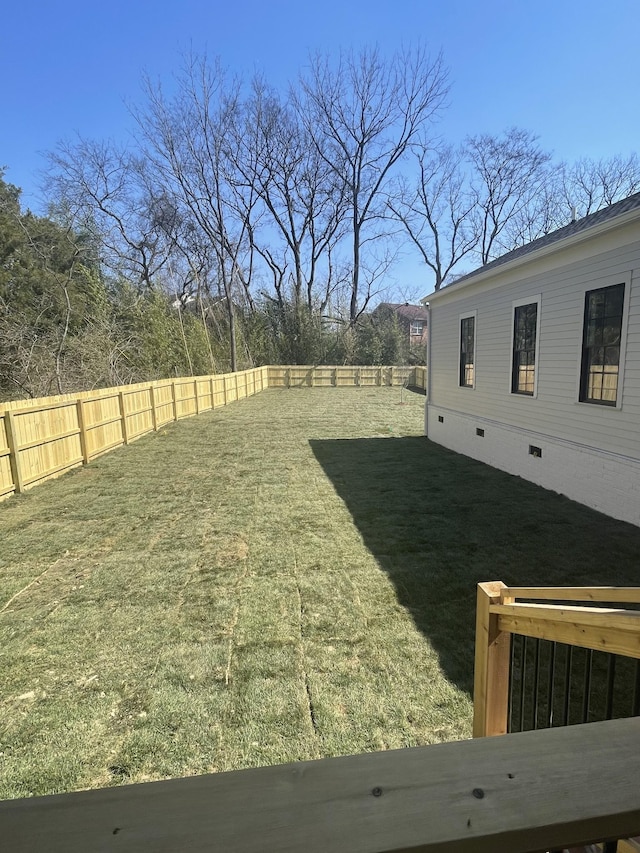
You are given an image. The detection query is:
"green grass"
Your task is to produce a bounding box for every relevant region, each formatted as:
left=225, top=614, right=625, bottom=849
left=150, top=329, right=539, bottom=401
left=1, top=386, right=640, bottom=799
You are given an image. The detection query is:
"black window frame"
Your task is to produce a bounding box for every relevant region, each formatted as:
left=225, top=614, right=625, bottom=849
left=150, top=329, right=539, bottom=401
left=579, top=282, right=625, bottom=407
left=459, top=315, right=475, bottom=387
left=511, top=302, right=538, bottom=396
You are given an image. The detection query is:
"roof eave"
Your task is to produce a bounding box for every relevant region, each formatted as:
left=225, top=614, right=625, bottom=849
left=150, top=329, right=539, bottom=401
left=420, top=204, right=640, bottom=304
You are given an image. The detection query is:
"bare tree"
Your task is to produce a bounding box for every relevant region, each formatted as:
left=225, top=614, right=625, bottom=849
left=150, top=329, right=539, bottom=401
left=46, top=139, right=176, bottom=289
left=560, top=153, right=640, bottom=219
left=298, top=45, right=448, bottom=324
left=237, top=80, right=348, bottom=314
left=466, top=128, right=552, bottom=263
left=135, top=54, right=258, bottom=371
left=388, top=143, right=478, bottom=290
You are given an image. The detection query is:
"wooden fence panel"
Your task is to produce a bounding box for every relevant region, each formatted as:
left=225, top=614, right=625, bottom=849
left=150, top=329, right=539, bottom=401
left=230, top=374, right=240, bottom=403
left=236, top=371, right=248, bottom=399
left=359, top=367, right=382, bottom=386
left=335, top=366, right=358, bottom=386
left=391, top=366, right=412, bottom=386
left=8, top=402, right=83, bottom=490
left=267, top=366, right=287, bottom=388
left=82, top=393, right=123, bottom=460
left=287, top=367, right=313, bottom=387
left=174, top=379, right=197, bottom=419
left=123, top=388, right=154, bottom=441
left=310, top=367, right=335, bottom=387
left=196, top=378, right=213, bottom=412
left=0, top=454, right=13, bottom=497
left=412, top=366, right=427, bottom=389
left=211, top=376, right=226, bottom=408
left=152, top=383, right=175, bottom=427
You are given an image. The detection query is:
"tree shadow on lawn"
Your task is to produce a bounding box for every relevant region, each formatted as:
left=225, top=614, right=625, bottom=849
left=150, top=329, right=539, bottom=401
left=309, top=436, right=640, bottom=698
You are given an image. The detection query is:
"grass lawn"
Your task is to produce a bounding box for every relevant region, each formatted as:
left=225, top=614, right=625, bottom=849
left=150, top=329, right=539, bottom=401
left=1, top=386, right=640, bottom=800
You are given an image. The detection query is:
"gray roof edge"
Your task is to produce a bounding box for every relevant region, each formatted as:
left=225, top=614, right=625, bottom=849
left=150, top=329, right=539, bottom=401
left=420, top=192, right=640, bottom=303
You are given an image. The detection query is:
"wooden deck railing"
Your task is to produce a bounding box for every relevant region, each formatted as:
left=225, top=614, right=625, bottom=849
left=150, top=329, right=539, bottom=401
left=0, top=365, right=427, bottom=501
left=2, top=580, right=639, bottom=849
left=1, top=716, right=639, bottom=852
left=473, top=582, right=640, bottom=738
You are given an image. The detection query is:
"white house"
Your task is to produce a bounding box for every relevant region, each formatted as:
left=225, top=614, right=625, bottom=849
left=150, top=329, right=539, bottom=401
left=422, top=193, right=640, bottom=527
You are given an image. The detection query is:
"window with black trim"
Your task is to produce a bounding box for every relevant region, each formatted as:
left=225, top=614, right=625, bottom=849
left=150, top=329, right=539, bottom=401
left=511, top=302, right=538, bottom=395
left=459, top=316, right=475, bottom=387
left=580, top=282, right=625, bottom=406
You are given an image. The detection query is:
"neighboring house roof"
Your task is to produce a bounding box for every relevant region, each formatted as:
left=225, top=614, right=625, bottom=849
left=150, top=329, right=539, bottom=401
left=422, top=191, right=640, bottom=301
left=375, top=302, right=430, bottom=322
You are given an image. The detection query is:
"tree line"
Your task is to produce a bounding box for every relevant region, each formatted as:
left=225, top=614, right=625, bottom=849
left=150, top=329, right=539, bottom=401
left=2, top=46, right=639, bottom=399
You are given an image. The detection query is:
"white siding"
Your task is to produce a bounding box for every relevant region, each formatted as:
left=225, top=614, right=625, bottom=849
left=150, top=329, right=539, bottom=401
left=428, top=235, right=640, bottom=461
left=425, top=219, right=640, bottom=525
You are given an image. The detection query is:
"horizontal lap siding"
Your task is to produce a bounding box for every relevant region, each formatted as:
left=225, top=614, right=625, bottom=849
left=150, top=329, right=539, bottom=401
left=430, top=236, right=640, bottom=460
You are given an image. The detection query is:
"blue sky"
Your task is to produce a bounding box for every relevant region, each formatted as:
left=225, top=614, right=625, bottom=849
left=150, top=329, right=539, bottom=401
left=2, top=0, right=639, bottom=293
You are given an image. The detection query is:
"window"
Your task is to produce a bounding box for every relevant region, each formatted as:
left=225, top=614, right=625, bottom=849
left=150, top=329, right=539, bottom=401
left=410, top=321, right=424, bottom=336
left=459, top=316, right=475, bottom=387
left=511, top=302, right=538, bottom=395
left=580, top=283, right=625, bottom=406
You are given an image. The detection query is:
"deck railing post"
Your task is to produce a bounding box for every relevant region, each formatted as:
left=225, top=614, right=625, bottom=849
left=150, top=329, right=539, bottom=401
left=473, top=581, right=513, bottom=737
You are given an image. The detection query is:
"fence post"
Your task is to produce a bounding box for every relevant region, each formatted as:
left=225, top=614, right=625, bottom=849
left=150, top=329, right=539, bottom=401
left=76, top=399, right=89, bottom=465
left=172, top=380, right=179, bottom=421
left=378, top=366, right=382, bottom=386
left=194, top=379, right=200, bottom=415
left=210, top=376, right=216, bottom=410
left=4, top=411, right=24, bottom=494
left=223, top=376, right=228, bottom=406
left=473, top=581, right=512, bottom=738
left=118, top=391, right=129, bottom=445
left=149, top=385, right=158, bottom=431
left=286, top=368, right=291, bottom=389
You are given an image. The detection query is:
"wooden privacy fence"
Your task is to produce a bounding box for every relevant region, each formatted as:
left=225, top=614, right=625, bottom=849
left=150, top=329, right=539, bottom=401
left=268, top=364, right=427, bottom=389
left=0, top=368, right=269, bottom=501
left=0, top=365, right=426, bottom=501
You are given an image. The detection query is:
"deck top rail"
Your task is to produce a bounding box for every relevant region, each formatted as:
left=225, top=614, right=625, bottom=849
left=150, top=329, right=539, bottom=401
left=1, top=717, right=639, bottom=853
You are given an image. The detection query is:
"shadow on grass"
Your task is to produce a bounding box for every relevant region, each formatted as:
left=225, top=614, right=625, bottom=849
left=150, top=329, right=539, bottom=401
left=309, top=436, right=640, bottom=698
